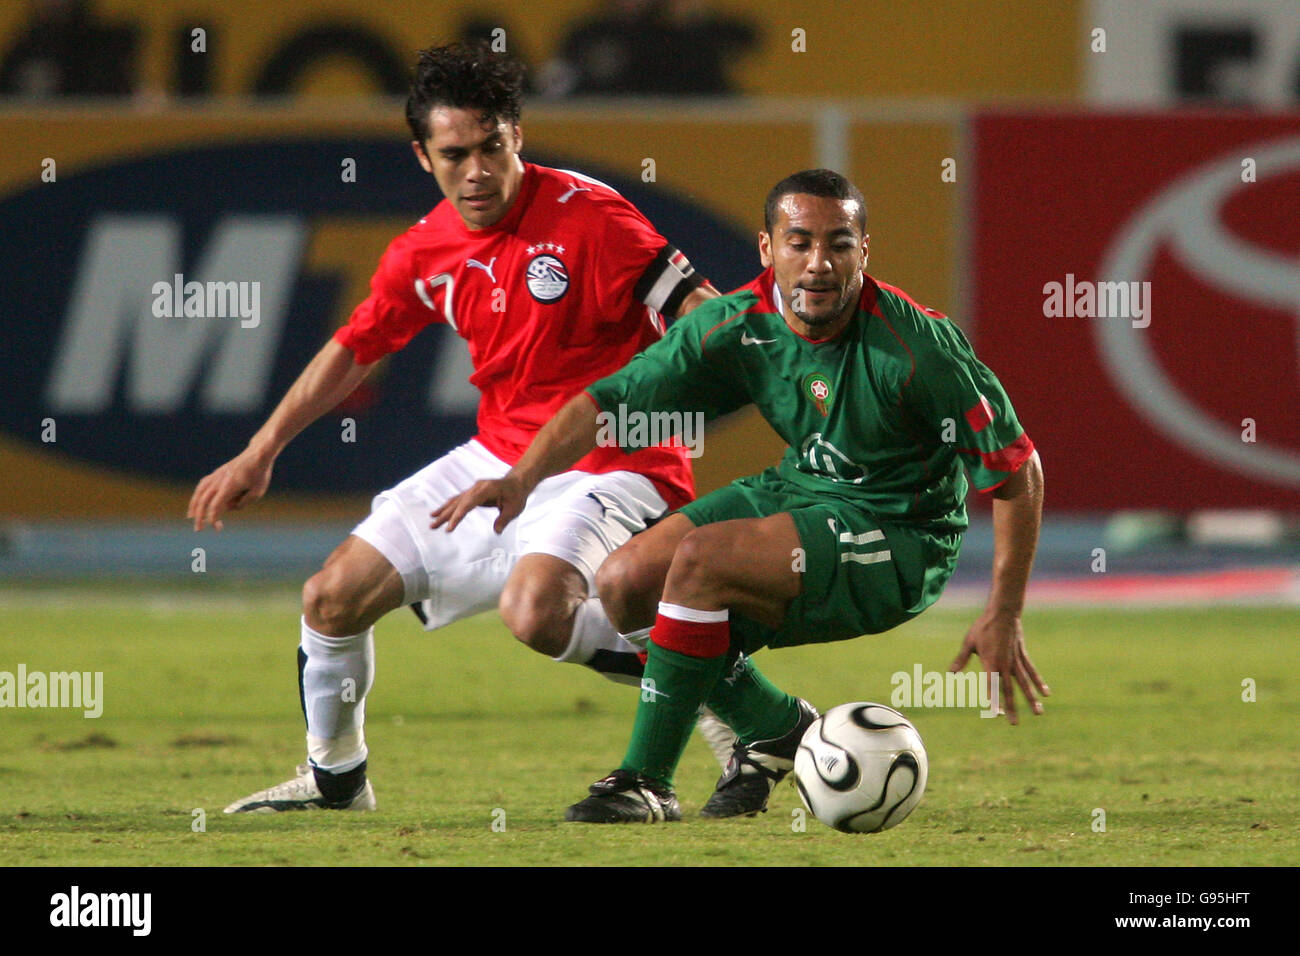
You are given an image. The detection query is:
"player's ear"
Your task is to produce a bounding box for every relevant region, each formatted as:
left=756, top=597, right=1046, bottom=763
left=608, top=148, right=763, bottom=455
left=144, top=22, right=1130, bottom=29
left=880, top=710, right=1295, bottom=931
left=758, top=231, right=773, bottom=268
left=510, top=123, right=523, bottom=153
left=412, top=140, right=434, bottom=174
left=861, top=233, right=870, bottom=267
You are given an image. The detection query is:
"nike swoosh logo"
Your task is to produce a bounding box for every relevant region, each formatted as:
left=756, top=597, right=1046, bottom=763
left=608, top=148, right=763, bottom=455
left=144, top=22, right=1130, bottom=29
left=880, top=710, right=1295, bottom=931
left=741, top=333, right=777, bottom=345
left=640, top=679, right=671, bottom=700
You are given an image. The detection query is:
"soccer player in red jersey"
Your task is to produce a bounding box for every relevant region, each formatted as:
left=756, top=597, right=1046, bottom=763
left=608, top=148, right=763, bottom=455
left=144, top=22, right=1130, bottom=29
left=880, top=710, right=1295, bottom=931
left=188, top=42, right=729, bottom=812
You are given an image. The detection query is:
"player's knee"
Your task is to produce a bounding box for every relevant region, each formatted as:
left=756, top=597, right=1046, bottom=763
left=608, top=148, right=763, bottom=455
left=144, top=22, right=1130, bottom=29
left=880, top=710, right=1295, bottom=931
left=498, top=581, right=569, bottom=656
left=596, top=549, right=658, bottom=632
left=669, top=527, right=725, bottom=588
left=302, top=569, right=364, bottom=636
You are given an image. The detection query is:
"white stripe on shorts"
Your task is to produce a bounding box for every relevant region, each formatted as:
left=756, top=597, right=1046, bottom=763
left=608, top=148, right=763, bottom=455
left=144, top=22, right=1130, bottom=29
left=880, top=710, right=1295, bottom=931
left=840, top=550, right=892, bottom=565
left=839, top=529, right=885, bottom=545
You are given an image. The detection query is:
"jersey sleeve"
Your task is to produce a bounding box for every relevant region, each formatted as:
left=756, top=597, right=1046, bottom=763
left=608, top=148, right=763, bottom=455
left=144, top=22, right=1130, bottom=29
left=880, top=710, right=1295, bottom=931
left=593, top=195, right=703, bottom=321
left=333, top=235, right=439, bottom=365
left=585, top=301, right=749, bottom=443
left=905, top=318, right=1034, bottom=493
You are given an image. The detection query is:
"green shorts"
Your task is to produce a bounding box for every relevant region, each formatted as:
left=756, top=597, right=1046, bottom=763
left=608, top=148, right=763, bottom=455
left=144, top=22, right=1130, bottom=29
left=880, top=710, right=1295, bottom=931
left=677, top=468, right=963, bottom=655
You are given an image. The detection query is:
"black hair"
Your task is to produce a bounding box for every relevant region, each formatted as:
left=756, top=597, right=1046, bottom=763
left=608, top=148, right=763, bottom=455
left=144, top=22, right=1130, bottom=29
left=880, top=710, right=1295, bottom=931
left=405, top=41, right=525, bottom=144
left=764, top=169, right=867, bottom=234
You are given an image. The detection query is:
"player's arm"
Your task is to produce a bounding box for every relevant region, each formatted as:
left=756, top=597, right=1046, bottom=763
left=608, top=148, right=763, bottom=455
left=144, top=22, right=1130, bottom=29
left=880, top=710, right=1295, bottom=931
left=627, top=236, right=716, bottom=322
left=433, top=299, right=745, bottom=534
left=674, top=282, right=720, bottom=317
left=902, top=313, right=1048, bottom=723
left=431, top=391, right=603, bottom=535
left=187, top=339, right=374, bottom=531
left=986, top=449, right=1043, bottom=619
left=949, top=450, right=1049, bottom=724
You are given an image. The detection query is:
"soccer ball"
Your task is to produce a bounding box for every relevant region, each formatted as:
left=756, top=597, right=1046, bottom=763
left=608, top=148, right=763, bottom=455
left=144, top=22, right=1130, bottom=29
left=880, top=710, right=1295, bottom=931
left=794, top=702, right=928, bottom=833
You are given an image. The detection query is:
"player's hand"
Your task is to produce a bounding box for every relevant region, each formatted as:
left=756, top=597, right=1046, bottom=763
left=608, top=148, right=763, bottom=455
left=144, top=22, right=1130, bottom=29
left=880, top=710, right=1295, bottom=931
left=187, top=449, right=274, bottom=531
left=431, top=474, right=529, bottom=535
left=949, top=610, right=1049, bottom=725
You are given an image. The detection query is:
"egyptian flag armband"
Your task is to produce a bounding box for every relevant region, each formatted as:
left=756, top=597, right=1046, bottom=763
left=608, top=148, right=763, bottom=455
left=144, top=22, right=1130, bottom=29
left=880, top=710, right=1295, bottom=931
left=633, top=244, right=705, bottom=317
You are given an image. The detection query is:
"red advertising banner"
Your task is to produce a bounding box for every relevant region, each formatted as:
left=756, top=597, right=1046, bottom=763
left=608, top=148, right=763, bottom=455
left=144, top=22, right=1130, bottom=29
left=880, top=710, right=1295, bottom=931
left=971, top=112, right=1300, bottom=511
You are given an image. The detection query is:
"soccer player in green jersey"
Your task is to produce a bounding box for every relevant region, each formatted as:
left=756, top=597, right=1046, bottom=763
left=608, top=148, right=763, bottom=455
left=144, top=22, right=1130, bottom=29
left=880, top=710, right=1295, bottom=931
left=434, top=169, right=1047, bottom=823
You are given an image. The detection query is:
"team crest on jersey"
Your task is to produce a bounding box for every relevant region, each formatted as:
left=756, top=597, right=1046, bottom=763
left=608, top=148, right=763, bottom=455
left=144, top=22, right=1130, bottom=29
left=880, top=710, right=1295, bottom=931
left=802, top=373, right=834, bottom=416
left=525, top=253, right=569, bottom=303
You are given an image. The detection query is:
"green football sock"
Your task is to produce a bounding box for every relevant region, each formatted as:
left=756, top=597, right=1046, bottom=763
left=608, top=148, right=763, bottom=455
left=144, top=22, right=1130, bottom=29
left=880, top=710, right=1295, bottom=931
left=704, top=654, right=801, bottom=744
left=621, top=643, right=726, bottom=787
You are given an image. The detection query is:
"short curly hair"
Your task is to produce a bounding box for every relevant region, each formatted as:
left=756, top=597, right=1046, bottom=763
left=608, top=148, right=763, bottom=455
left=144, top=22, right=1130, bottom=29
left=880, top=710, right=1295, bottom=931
left=405, top=41, right=526, bottom=144
left=764, top=169, right=867, bottom=235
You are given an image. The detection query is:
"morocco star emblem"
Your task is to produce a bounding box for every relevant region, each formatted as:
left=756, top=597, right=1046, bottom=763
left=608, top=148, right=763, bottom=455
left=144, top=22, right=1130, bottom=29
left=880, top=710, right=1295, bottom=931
left=803, top=373, right=833, bottom=416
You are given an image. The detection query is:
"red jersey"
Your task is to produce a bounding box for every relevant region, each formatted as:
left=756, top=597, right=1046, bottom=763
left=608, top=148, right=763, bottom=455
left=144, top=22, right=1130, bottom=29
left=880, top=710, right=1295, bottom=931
left=335, top=163, right=703, bottom=507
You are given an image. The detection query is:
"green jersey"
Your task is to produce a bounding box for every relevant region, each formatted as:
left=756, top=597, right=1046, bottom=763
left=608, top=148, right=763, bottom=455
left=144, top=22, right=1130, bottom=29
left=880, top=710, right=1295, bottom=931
left=585, top=269, right=1034, bottom=534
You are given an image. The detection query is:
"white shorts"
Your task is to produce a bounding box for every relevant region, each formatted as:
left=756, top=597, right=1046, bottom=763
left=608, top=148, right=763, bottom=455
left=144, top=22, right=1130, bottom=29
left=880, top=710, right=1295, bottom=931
left=351, top=439, right=669, bottom=630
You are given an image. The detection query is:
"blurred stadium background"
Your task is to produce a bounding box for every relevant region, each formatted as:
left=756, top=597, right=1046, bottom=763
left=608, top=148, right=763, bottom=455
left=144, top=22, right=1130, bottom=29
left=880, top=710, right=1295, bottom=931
left=2, top=0, right=1297, bottom=603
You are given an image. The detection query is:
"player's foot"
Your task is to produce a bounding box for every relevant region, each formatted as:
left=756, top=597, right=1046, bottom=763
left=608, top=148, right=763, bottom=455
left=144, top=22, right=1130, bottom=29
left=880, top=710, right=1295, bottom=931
left=223, top=763, right=377, bottom=814
left=564, top=769, right=681, bottom=823
left=700, top=698, right=819, bottom=818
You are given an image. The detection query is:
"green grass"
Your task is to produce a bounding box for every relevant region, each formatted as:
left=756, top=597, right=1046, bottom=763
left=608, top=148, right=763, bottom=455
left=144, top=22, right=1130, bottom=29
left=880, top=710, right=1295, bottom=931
left=1, top=589, right=1296, bottom=866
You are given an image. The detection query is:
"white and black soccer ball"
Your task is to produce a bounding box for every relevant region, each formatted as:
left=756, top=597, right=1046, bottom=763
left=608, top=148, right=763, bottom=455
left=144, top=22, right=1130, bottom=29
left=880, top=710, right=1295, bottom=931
left=794, top=702, right=928, bottom=833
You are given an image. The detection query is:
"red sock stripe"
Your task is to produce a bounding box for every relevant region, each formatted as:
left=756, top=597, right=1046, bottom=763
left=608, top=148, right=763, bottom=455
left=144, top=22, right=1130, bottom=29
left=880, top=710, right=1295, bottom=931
left=649, top=612, right=730, bottom=658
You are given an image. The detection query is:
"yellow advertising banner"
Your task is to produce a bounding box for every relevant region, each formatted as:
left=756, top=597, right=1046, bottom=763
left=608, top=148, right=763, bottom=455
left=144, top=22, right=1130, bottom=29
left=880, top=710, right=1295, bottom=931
left=0, top=0, right=1079, bottom=101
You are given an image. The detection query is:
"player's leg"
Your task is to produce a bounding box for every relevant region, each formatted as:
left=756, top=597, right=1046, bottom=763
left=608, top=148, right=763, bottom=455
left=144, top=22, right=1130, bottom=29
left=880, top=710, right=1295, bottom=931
left=499, top=553, right=601, bottom=656
left=223, top=535, right=402, bottom=813
left=594, top=512, right=694, bottom=634
left=225, top=442, right=513, bottom=814
left=298, top=536, right=406, bottom=799
left=567, top=491, right=946, bottom=823
left=595, top=510, right=799, bottom=779
left=566, top=512, right=809, bottom=822
left=507, top=472, right=672, bottom=681
left=508, top=476, right=743, bottom=769
left=304, top=535, right=407, bottom=634
left=695, top=504, right=936, bottom=817
left=498, top=550, right=648, bottom=684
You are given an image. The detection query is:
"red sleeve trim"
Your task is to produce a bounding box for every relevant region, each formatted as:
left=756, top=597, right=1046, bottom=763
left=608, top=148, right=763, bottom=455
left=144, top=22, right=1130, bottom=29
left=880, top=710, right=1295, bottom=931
left=971, top=434, right=1036, bottom=493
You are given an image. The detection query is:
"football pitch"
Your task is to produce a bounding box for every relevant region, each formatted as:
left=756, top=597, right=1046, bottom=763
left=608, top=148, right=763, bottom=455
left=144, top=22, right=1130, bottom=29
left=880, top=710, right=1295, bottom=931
left=1, top=587, right=1296, bottom=867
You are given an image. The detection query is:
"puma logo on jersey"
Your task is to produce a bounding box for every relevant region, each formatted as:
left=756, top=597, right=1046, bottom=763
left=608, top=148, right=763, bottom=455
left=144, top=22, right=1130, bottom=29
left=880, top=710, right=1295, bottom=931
left=558, top=182, right=593, bottom=203
left=741, top=332, right=777, bottom=345
left=465, top=257, right=497, bottom=282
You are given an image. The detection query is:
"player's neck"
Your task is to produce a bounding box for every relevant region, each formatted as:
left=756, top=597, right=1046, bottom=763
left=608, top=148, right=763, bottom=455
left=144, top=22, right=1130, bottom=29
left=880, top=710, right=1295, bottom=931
left=784, top=308, right=854, bottom=343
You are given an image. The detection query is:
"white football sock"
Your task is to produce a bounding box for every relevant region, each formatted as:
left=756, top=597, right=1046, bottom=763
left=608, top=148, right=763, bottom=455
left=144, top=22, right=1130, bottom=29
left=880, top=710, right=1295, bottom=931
left=658, top=601, right=729, bottom=623
left=551, top=597, right=643, bottom=664
left=300, top=617, right=374, bottom=774
left=619, top=625, right=652, bottom=650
